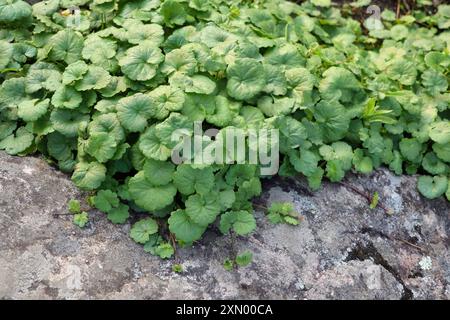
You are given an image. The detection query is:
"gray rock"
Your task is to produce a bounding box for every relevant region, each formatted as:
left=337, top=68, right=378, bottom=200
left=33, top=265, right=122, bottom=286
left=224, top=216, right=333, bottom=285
left=0, top=151, right=449, bottom=299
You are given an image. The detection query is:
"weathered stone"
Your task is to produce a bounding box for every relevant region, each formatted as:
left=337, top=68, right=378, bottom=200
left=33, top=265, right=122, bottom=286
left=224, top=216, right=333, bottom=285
left=0, top=152, right=449, bottom=299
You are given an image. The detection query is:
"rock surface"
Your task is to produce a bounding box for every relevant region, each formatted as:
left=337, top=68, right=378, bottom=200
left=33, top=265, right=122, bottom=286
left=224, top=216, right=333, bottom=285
left=0, top=151, right=449, bottom=299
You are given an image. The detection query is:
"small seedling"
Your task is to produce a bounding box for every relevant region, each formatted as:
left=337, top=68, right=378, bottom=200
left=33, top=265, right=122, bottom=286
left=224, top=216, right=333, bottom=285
left=172, top=264, right=183, bottom=273
left=68, top=199, right=81, bottom=214
left=223, top=259, right=234, bottom=271
left=73, top=212, right=88, bottom=228
left=235, top=251, right=253, bottom=267
left=370, top=191, right=379, bottom=209
left=223, top=251, right=253, bottom=270
left=266, top=202, right=300, bottom=225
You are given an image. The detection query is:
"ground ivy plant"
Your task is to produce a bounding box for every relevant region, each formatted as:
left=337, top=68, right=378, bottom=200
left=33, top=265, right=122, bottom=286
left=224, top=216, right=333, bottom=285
left=0, top=0, right=449, bottom=258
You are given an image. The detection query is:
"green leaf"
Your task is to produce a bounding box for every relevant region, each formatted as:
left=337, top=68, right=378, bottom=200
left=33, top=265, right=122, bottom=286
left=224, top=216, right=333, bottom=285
left=99, top=76, right=127, bottom=98
left=51, top=86, right=82, bottom=109
left=238, top=177, right=262, bottom=200
left=25, top=68, right=61, bottom=94
left=362, top=98, right=396, bottom=125
left=49, top=29, right=84, bottom=64
left=417, top=176, right=448, bottom=199
left=288, top=149, right=319, bottom=176
left=73, top=212, right=88, bottom=228
left=107, top=203, right=129, bottom=224
left=421, top=70, right=448, bottom=95
left=429, top=122, right=450, bottom=145
left=168, top=209, right=206, bottom=243
left=74, top=65, right=111, bottom=91
left=219, top=210, right=256, bottom=235
left=239, top=106, right=265, bottom=129
left=386, top=58, right=417, bottom=86
left=68, top=199, right=81, bottom=214
left=117, top=93, right=155, bottom=133
left=154, top=242, right=174, bottom=259
left=93, top=190, right=119, bottom=213
left=199, top=25, right=234, bottom=47
left=381, top=9, right=396, bottom=21
left=130, top=218, right=158, bottom=244
left=389, top=150, right=403, bottom=175
left=17, top=99, right=49, bottom=122
left=286, top=67, right=315, bottom=105
left=326, top=160, right=345, bottom=182
left=143, top=158, right=175, bottom=186
left=119, top=42, right=164, bottom=81
left=422, top=152, right=448, bottom=175
left=311, top=0, right=331, bottom=7
left=225, top=164, right=258, bottom=186
left=227, top=58, right=266, bottom=101
left=276, top=116, right=308, bottom=149
left=71, top=161, right=107, bottom=191
left=138, top=126, right=172, bottom=161
left=218, top=189, right=236, bottom=211
left=172, top=264, right=183, bottom=273
left=370, top=191, right=379, bottom=209
left=12, top=42, right=37, bottom=64
left=319, top=142, right=353, bottom=171
left=154, top=112, right=192, bottom=148
left=0, top=127, right=34, bottom=155
left=122, top=20, right=164, bottom=46
left=88, top=114, right=124, bottom=143
left=223, top=258, right=234, bottom=271
left=169, top=73, right=216, bottom=95
left=446, top=183, right=450, bottom=202
left=353, top=149, right=374, bottom=174
left=148, top=85, right=185, bottom=120
left=47, top=132, right=73, bottom=161
left=264, top=43, right=305, bottom=70
left=183, top=75, right=216, bottom=95
left=0, top=0, right=32, bottom=23
left=266, top=202, right=300, bottom=225
left=433, top=143, right=450, bottom=162
left=173, top=164, right=215, bottom=195
left=185, top=193, right=221, bottom=226
left=128, top=171, right=177, bottom=211
left=205, top=96, right=235, bottom=127
left=263, top=64, right=287, bottom=96
left=82, top=34, right=117, bottom=63
left=399, top=138, right=423, bottom=163
left=235, top=251, right=253, bottom=267
left=313, top=100, right=349, bottom=142
left=62, top=61, right=88, bottom=85
left=268, top=202, right=292, bottom=215
left=86, top=132, right=118, bottom=163
left=32, top=0, right=59, bottom=16
left=390, top=25, right=409, bottom=41
left=161, top=47, right=197, bottom=76
left=142, top=234, right=162, bottom=254
left=319, top=67, right=361, bottom=103
left=50, top=109, right=89, bottom=137
left=424, top=52, right=450, bottom=71
left=160, top=0, right=187, bottom=26
left=0, top=40, right=13, bottom=69
left=188, top=0, right=210, bottom=11
left=283, top=216, right=299, bottom=226
left=0, top=77, right=27, bottom=109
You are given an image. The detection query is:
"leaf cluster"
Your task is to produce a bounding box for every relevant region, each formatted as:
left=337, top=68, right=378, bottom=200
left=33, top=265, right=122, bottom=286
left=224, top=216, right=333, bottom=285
left=1, top=0, right=449, bottom=256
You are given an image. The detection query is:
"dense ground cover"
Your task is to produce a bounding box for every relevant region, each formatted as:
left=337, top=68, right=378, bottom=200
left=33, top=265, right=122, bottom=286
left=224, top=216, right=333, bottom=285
left=0, top=0, right=449, bottom=258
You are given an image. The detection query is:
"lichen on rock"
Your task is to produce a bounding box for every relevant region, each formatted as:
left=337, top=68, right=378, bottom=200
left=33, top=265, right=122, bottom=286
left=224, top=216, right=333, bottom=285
left=0, top=152, right=448, bottom=299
